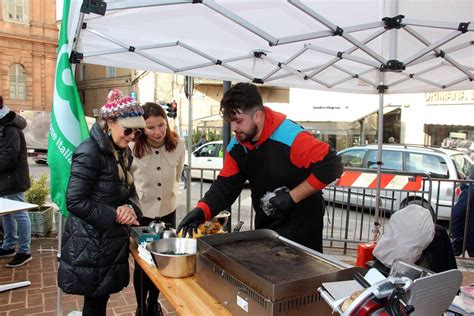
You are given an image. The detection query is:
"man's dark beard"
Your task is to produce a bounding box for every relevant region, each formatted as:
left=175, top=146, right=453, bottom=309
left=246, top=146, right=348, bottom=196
left=237, top=124, right=258, bottom=143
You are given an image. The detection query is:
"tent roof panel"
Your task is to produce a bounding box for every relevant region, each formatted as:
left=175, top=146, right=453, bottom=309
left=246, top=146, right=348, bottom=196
left=70, top=0, right=474, bottom=94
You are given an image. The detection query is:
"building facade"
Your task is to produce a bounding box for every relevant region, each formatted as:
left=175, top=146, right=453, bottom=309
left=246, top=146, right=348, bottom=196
left=75, top=64, right=135, bottom=116
left=76, top=65, right=289, bottom=139
left=0, top=0, right=57, bottom=112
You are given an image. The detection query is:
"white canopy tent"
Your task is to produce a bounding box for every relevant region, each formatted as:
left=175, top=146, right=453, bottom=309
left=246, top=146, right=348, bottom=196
left=67, top=0, right=474, bottom=238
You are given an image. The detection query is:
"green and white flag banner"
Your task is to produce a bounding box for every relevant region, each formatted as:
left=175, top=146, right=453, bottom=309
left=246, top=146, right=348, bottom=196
left=47, top=0, right=89, bottom=217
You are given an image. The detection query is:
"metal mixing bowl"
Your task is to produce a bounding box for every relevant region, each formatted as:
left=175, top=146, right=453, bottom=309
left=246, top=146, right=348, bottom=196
left=146, top=238, right=197, bottom=278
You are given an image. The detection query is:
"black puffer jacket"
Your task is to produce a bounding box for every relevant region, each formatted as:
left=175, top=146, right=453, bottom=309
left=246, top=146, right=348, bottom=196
left=58, top=123, right=142, bottom=297
left=0, top=111, right=30, bottom=196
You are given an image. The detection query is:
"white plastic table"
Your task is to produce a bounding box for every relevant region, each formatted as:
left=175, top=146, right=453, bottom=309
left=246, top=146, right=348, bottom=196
left=0, top=197, right=38, bottom=292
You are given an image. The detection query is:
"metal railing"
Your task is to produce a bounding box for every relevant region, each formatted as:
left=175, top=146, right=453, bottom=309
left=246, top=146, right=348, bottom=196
left=182, top=166, right=471, bottom=257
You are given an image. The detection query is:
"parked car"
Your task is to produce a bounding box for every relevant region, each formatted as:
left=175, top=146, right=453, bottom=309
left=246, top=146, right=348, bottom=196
left=330, top=144, right=472, bottom=220
left=184, top=141, right=224, bottom=180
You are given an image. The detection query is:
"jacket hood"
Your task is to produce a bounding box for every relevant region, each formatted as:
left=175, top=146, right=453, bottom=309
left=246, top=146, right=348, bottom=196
left=239, top=106, right=286, bottom=150
left=90, top=122, right=114, bottom=154
left=0, top=112, right=27, bottom=130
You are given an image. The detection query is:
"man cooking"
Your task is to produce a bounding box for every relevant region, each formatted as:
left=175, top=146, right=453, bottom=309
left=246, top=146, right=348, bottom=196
left=177, top=83, right=343, bottom=251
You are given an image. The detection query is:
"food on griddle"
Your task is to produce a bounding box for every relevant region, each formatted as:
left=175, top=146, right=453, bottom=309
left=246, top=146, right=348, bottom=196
left=341, top=290, right=363, bottom=312
left=198, top=220, right=222, bottom=234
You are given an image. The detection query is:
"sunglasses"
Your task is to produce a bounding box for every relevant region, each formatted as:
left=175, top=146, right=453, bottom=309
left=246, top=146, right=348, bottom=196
left=117, top=122, right=142, bottom=137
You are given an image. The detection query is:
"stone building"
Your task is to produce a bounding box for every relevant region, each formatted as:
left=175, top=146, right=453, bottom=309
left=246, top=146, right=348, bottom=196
left=0, top=0, right=58, bottom=112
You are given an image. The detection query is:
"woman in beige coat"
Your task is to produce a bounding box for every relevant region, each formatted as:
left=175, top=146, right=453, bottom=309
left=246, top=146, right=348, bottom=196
left=130, top=102, right=185, bottom=316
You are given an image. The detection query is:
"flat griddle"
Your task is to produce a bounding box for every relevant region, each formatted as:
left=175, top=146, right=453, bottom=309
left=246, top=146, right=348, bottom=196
left=197, top=229, right=361, bottom=303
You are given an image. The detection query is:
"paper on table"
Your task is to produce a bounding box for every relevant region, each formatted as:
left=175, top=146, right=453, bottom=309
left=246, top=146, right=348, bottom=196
left=138, top=242, right=155, bottom=267
left=364, top=268, right=386, bottom=286
left=321, top=280, right=364, bottom=301
left=450, top=295, right=474, bottom=314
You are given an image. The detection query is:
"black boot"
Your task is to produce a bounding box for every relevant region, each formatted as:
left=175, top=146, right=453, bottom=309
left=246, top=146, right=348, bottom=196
left=147, top=301, right=164, bottom=316
left=136, top=304, right=147, bottom=316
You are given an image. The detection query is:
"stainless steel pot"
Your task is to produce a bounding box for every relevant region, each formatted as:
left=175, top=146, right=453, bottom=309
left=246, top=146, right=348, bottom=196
left=146, top=238, right=197, bottom=278
left=162, top=227, right=177, bottom=239
left=148, top=221, right=166, bottom=235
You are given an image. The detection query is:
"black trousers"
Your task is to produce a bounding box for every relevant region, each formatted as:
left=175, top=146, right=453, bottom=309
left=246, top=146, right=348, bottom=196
left=83, top=295, right=110, bottom=316
left=134, top=211, right=176, bottom=312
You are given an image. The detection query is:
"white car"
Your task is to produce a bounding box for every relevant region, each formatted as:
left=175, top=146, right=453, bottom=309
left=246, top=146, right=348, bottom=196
left=328, top=144, right=472, bottom=220
left=185, top=141, right=224, bottom=181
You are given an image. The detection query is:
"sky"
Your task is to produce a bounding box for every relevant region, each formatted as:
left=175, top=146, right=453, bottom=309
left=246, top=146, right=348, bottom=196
left=56, top=0, right=64, bottom=21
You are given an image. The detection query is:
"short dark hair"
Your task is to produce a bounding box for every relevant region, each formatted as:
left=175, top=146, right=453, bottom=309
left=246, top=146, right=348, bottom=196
left=220, top=83, right=263, bottom=121
left=0, top=96, right=3, bottom=109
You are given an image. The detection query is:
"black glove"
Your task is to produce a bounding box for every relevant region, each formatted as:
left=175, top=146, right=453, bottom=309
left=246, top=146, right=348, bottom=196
left=177, top=208, right=205, bottom=238
left=260, top=186, right=295, bottom=217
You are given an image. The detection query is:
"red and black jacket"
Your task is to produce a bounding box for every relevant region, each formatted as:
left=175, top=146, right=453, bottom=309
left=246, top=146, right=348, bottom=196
left=197, top=107, right=343, bottom=251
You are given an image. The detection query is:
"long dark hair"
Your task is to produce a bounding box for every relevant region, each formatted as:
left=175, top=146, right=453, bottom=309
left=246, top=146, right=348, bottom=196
left=133, top=102, right=178, bottom=159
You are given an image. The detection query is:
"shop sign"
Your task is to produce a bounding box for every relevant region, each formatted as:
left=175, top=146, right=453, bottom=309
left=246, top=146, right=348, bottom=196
left=425, top=90, right=473, bottom=105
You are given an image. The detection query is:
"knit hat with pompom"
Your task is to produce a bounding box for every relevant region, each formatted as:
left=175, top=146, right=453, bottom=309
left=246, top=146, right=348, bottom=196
left=100, top=88, right=145, bottom=128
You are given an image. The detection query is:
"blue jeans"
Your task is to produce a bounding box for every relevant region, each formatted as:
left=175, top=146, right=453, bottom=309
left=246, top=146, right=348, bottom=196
left=1, top=192, right=32, bottom=254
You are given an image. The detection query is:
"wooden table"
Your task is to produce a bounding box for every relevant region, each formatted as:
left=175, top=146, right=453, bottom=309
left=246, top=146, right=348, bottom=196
left=129, top=239, right=231, bottom=316
left=0, top=197, right=38, bottom=292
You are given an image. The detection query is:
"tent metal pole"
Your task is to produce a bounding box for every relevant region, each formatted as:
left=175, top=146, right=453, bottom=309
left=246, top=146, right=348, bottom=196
left=330, top=65, right=377, bottom=88
left=106, top=0, right=192, bottom=11
left=84, top=42, right=178, bottom=58
left=177, top=61, right=216, bottom=72
left=266, top=25, right=385, bottom=83
left=404, top=26, right=474, bottom=78
left=277, top=21, right=383, bottom=46
left=404, top=31, right=463, bottom=66
left=86, top=29, right=178, bottom=71
left=306, top=28, right=386, bottom=79
left=403, top=18, right=471, bottom=31
left=374, top=72, right=385, bottom=241
left=69, top=9, right=85, bottom=54
left=263, top=47, right=308, bottom=81
left=185, top=76, right=194, bottom=213
left=407, top=41, right=473, bottom=67
left=289, top=0, right=386, bottom=64
left=388, top=0, right=398, bottom=60
left=222, top=81, right=232, bottom=232
left=179, top=54, right=254, bottom=72
left=305, top=45, right=380, bottom=68
left=178, top=42, right=218, bottom=63
left=261, top=53, right=330, bottom=87
left=220, top=64, right=254, bottom=81
left=277, top=30, right=333, bottom=45
left=56, top=213, right=63, bottom=315
left=203, top=0, right=278, bottom=45
left=389, top=63, right=443, bottom=88
left=444, top=76, right=474, bottom=88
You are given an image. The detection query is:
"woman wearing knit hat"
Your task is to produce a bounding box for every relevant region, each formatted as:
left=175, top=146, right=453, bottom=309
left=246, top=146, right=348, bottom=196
left=130, top=102, right=185, bottom=316
left=58, top=89, right=145, bottom=316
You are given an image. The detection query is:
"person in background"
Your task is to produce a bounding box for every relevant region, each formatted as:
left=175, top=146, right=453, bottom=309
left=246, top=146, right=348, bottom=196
left=451, top=165, right=474, bottom=256
left=388, top=136, right=395, bottom=144
left=58, top=89, right=144, bottom=316
left=177, top=83, right=343, bottom=252
left=131, top=102, right=185, bottom=316
left=0, top=95, right=32, bottom=267
left=195, top=134, right=207, bottom=148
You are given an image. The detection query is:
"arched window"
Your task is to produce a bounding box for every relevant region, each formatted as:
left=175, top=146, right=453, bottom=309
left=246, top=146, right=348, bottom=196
left=9, top=64, right=27, bottom=100
left=2, top=0, right=29, bottom=24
